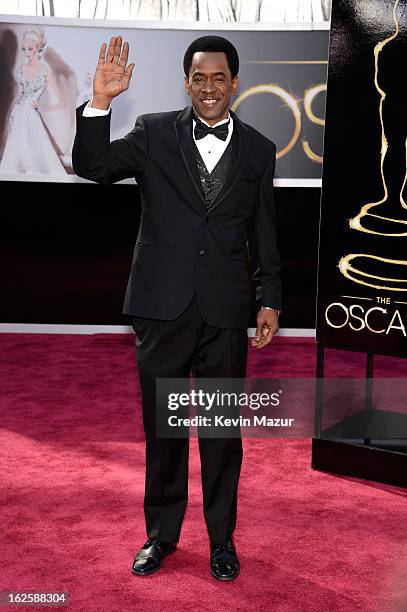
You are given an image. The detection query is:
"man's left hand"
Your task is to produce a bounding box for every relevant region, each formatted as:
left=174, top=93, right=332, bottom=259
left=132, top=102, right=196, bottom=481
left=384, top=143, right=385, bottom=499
left=251, top=310, right=279, bottom=349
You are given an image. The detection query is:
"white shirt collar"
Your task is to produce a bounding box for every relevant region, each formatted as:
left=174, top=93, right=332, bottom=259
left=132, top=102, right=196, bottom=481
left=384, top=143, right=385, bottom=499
left=193, top=111, right=232, bottom=128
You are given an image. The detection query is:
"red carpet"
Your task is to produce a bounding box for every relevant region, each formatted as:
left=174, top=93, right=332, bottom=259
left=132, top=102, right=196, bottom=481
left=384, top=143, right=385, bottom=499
left=1, top=333, right=407, bottom=611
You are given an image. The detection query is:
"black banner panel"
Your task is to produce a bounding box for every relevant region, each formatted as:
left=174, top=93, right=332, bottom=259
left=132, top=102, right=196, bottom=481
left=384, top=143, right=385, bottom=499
left=0, top=182, right=320, bottom=327
left=317, top=0, right=407, bottom=355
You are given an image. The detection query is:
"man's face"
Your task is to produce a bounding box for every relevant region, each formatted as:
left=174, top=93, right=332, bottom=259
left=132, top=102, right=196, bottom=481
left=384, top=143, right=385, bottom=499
left=184, top=51, right=239, bottom=125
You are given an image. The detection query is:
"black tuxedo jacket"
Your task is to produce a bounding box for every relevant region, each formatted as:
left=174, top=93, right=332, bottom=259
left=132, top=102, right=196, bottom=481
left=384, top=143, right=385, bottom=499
left=72, top=103, right=281, bottom=329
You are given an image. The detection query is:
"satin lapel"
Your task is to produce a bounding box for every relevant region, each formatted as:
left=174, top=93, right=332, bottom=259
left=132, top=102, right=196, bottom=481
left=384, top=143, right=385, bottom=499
left=207, top=110, right=251, bottom=214
left=173, top=106, right=206, bottom=213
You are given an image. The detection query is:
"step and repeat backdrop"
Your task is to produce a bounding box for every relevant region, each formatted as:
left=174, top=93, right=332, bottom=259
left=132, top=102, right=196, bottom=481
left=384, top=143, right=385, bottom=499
left=316, top=0, right=407, bottom=356
left=0, top=15, right=329, bottom=326
left=0, top=20, right=328, bottom=181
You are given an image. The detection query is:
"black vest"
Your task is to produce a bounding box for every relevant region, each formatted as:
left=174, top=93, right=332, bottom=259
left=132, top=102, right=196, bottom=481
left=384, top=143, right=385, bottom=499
left=194, top=128, right=238, bottom=209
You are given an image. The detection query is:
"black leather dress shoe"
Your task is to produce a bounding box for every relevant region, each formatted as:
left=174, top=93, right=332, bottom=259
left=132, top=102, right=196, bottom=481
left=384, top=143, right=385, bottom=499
left=210, top=537, right=240, bottom=581
left=131, top=538, right=176, bottom=576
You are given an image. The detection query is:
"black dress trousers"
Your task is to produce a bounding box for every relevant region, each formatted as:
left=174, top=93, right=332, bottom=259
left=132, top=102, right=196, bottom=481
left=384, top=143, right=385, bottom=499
left=132, top=291, right=248, bottom=544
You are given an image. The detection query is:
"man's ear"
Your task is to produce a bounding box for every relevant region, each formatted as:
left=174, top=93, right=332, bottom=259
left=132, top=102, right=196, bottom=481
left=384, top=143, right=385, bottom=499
left=231, top=75, right=239, bottom=95
left=184, top=75, right=191, bottom=95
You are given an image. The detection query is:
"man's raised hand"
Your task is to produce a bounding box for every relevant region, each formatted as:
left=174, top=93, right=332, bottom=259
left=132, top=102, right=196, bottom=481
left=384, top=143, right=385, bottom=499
left=92, top=36, right=135, bottom=109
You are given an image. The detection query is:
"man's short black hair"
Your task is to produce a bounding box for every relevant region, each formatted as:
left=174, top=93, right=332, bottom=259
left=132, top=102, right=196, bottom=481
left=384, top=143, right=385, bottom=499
left=183, top=35, right=239, bottom=79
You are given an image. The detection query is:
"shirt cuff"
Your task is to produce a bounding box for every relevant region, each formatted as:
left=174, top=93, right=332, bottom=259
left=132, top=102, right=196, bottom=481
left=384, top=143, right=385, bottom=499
left=82, top=97, right=111, bottom=117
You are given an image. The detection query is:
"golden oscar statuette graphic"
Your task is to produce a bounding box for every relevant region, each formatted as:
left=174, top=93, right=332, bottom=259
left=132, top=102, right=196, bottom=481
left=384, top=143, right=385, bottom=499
left=339, top=0, right=407, bottom=291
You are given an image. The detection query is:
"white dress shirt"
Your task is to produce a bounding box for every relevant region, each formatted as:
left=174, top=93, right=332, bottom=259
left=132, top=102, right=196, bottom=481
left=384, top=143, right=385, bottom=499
left=192, top=114, right=233, bottom=173
left=82, top=98, right=233, bottom=173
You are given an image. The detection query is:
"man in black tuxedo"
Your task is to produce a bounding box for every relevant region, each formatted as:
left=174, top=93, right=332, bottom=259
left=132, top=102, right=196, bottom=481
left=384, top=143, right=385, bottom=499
left=72, top=34, right=282, bottom=581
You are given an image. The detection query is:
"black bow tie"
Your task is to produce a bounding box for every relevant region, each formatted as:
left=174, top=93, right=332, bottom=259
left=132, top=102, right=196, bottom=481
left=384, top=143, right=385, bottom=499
left=194, top=117, right=230, bottom=141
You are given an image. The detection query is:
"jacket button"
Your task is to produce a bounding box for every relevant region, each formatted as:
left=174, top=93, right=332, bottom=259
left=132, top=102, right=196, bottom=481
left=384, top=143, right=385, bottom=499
left=199, top=249, right=205, bottom=256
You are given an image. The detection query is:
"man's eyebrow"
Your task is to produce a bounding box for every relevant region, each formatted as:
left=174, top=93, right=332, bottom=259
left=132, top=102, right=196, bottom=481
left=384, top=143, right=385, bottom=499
left=191, top=70, right=227, bottom=76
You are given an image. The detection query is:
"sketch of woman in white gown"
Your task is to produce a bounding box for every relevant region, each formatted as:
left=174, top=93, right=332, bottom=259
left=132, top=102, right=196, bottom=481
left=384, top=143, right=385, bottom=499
left=0, top=26, right=70, bottom=174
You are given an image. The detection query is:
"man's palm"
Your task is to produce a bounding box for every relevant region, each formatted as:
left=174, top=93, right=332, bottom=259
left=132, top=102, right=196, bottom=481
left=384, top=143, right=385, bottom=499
left=93, top=36, right=135, bottom=100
